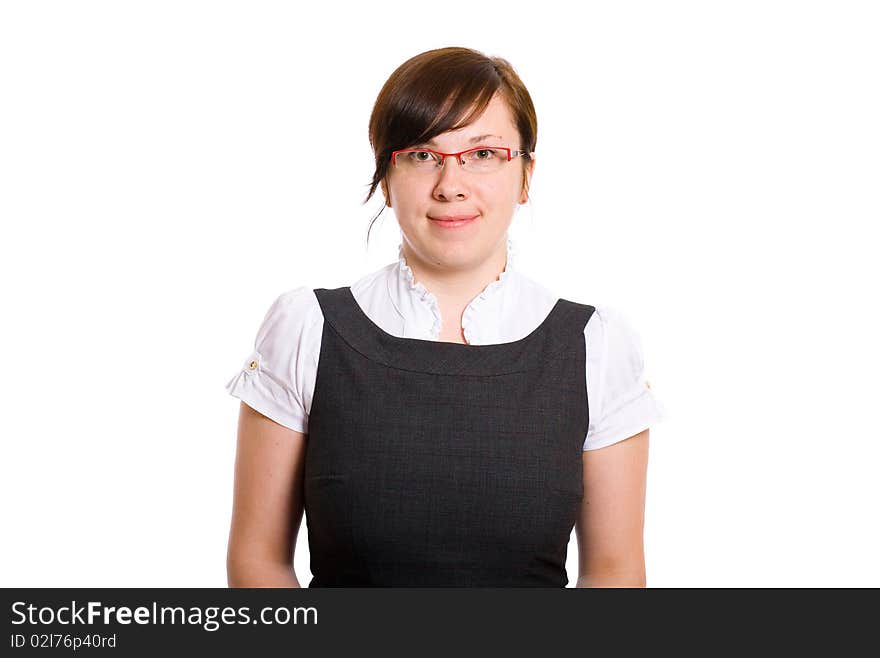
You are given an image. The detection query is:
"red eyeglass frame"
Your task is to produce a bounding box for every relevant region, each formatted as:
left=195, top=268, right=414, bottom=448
left=391, top=146, right=533, bottom=168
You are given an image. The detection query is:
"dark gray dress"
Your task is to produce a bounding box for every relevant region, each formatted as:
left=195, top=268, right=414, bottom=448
left=303, top=286, right=595, bottom=587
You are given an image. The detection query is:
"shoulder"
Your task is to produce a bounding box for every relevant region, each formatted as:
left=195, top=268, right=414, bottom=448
left=253, top=286, right=324, bottom=358
left=350, top=262, right=397, bottom=313
left=506, top=270, right=560, bottom=330
left=267, top=285, right=322, bottom=314
left=513, top=270, right=557, bottom=303
left=584, top=304, right=642, bottom=349
left=260, top=286, right=323, bottom=329
left=351, top=262, right=396, bottom=295
left=584, top=304, right=651, bottom=387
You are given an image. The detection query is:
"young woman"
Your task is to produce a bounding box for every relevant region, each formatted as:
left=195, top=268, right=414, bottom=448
left=225, top=47, right=666, bottom=587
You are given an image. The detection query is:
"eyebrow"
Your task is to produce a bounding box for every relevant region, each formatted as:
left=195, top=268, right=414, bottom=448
left=421, top=134, right=502, bottom=147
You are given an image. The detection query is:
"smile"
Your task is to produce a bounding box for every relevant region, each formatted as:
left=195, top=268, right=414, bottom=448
left=428, top=214, right=479, bottom=228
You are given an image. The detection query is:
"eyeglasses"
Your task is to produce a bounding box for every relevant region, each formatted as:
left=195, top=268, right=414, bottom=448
left=390, top=146, right=532, bottom=174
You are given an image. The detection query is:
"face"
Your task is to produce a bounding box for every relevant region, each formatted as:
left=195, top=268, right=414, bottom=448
left=381, top=93, right=535, bottom=272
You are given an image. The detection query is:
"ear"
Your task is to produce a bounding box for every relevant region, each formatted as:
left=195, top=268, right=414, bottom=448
left=381, top=178, right=392, bottom=207
left=519, top=155, right=535, bottom=204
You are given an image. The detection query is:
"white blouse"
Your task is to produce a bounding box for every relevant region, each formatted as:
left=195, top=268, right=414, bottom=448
left=226, top=235, right=667, bottom=450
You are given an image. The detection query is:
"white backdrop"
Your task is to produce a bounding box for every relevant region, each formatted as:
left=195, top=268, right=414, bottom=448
left=2, top=0, right=877, bottom=587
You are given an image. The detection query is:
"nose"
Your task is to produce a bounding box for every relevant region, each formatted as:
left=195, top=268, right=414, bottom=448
left=432, top=155, right=469, bottom=200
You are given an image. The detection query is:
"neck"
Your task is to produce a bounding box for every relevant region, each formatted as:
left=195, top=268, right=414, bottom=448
left=401, top=238, right=510, bottom=310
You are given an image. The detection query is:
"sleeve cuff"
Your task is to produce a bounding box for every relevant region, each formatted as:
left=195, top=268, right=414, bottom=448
left=583, top=386, right=666, bottom=451
left=225, top=368, right=308, bottom=433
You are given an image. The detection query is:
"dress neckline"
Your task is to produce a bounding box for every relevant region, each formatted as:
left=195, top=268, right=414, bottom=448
left=311, top=286, right=591, bottom=377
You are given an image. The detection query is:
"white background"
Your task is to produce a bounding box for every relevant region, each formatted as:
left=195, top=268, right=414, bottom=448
left=1, top=0, right=877, bottom=587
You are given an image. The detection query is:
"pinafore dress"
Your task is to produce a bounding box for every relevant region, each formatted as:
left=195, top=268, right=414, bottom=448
left=303, top=286, right=596, bottom=587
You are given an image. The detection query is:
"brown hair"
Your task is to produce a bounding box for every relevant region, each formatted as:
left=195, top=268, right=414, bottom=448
left=364, top=47, right=538, bottom=244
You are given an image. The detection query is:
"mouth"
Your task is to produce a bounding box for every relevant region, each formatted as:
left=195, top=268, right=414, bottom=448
left=428, top=214, right=479, bottom=228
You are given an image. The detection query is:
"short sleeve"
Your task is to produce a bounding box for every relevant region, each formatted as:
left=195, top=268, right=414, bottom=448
left=583, top=305, right=667, bottom=451
left=224, top=286, right=322, bottom=433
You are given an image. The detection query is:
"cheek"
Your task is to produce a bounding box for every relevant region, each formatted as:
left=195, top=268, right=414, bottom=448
left=480, top=176, right=521, bottom=204
left=387, top=182, right=419, bottom=211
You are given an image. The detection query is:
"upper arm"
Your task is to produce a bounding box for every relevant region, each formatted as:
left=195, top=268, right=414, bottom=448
left=575, top=427, right=649, bottom=587
left=227, top=401, right=307, bottom=569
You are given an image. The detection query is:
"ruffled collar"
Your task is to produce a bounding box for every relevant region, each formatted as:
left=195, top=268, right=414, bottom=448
left=392, top=235, right=516, bottom=343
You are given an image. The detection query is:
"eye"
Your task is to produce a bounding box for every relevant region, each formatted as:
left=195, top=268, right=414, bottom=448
left=473, top=149, right=497, bottom=159
left=414, top=151, right=432, bottom=161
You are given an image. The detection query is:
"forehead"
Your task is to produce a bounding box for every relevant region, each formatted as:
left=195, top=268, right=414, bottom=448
left=425, top=95, right=518, bottom=147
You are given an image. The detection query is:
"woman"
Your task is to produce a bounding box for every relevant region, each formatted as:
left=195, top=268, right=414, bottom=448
left=225, top=47, right=666, bottom=587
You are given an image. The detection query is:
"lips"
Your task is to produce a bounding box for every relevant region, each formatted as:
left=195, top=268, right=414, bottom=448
left=429, top=214, right=478, bottom=229
left=429, top=214, right=479, bottom=222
